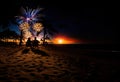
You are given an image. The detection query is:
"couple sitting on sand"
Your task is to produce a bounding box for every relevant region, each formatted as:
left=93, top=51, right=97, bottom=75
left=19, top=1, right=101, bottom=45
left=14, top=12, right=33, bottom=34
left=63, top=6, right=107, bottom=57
left=26, top=37, right=39, bottom=48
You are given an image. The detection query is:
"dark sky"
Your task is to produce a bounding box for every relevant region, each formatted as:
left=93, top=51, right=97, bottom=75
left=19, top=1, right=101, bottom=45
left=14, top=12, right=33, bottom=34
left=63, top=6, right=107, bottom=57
left=0, top=0, right=116, bottom=44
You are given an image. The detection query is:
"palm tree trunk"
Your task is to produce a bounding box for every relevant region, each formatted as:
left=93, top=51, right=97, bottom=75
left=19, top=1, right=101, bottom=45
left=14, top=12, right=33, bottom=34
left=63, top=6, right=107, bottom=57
left=19, top=30, right=23, bottom=46
left=43, top=28, right=46, bottom=44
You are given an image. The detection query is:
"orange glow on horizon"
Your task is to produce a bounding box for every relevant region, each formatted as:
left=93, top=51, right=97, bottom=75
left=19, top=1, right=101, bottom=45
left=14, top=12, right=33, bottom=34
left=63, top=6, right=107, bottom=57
left=52, top=35, right=79, bottom=44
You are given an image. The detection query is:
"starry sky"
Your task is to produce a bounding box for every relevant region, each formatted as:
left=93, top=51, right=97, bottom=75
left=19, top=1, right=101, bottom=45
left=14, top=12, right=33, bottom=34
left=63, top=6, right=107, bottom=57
left=0, top=0, right=116, bottom=44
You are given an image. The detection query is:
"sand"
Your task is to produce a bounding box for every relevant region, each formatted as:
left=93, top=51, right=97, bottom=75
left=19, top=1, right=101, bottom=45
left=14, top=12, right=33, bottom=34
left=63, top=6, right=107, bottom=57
left=0, top=45, right=120, bottom=82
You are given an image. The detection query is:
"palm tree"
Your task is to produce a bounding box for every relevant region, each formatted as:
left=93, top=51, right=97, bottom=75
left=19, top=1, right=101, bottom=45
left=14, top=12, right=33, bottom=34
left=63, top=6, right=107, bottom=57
left=39, top=18, right=58, bottom=44
left=12, top=20, right=23, bottom=46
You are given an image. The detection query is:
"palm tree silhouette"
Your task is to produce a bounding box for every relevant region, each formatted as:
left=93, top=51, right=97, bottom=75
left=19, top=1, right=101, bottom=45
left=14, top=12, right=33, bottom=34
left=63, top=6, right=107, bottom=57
left=12, top=20, right=23, bottom=46
left=38, top=18, right=58, bottom=44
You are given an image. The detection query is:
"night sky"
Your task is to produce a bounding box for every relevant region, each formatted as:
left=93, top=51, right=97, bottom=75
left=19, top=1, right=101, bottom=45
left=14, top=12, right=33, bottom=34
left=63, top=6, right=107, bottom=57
left=0, top=0, right=116, bottom=44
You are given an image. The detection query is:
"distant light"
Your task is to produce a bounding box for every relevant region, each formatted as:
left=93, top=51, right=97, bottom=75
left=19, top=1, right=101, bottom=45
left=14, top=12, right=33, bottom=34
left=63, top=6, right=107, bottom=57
left=58, top=39, right=63, bottom=44
left=53, top=36, right=79, bottom=44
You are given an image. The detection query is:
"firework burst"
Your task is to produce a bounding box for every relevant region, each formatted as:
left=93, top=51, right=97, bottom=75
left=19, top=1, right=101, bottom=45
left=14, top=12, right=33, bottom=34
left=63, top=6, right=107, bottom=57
left=16, top=7, right=43, bottom=24
left=33, top=23, right=43, bottom=32
left=19, top=22, right=30, bottom=30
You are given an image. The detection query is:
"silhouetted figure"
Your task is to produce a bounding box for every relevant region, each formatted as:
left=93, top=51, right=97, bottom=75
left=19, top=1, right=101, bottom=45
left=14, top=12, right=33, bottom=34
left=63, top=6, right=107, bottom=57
left=32, top=37, right=39, bottom=48
left=26, top=38, right=31, bottom=47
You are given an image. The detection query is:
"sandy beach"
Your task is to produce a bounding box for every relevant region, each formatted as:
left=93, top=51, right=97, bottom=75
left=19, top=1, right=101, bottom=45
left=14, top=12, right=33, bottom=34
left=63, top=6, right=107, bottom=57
left=0, top=44, right=119, bottom=82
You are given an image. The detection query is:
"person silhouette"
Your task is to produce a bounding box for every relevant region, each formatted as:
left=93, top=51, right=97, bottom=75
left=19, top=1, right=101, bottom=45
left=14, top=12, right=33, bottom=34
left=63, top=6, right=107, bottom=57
left=26, top=37, right=31, bottom=47
left=32, top=37, right=39, bottom=48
